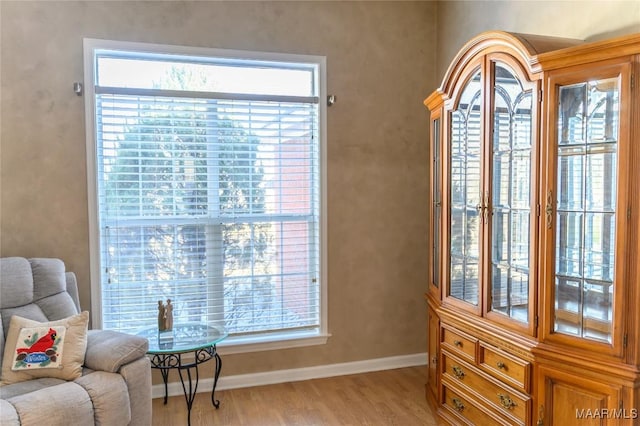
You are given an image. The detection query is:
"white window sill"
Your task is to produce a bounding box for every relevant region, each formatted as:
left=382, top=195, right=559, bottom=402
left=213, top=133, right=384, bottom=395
left=217, top=330, right=331, bottom=355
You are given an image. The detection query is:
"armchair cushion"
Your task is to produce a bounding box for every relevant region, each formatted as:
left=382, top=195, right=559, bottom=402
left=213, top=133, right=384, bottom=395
left=6, top=381, right=94, bottom=425
left=84, top=329, right=148, bottom=373
left=1, top=312, right=89, bottom=384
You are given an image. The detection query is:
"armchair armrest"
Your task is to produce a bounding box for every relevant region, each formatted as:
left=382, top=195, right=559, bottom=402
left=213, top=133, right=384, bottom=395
left=84, top=329, right=149, bottom=373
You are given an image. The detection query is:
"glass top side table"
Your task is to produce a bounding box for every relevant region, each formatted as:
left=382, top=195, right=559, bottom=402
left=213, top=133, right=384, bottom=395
left=137, top=323, right=228, bottom=426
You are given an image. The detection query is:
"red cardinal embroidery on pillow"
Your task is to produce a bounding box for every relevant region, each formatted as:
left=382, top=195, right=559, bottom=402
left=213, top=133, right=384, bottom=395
left=16, top=328, right=57, bottom=354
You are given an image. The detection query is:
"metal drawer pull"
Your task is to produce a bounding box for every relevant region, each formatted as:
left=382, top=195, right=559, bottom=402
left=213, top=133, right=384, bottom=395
left=452, top=398, right=465, bottom=412
left=453, top=340, right=462, bottom=347
left=452, top=366, right=465, bottom=379
left=496, top=361, right=506, bottom=369
left=498, top=393, right=517, bottom=410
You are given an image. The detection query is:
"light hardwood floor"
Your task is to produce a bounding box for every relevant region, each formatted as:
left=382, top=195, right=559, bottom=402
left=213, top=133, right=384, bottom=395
left=152, top=366, right=439, bottom=425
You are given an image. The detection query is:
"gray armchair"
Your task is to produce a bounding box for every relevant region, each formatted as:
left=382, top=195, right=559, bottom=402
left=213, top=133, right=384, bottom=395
left=0, top=257, right=152, bottom=425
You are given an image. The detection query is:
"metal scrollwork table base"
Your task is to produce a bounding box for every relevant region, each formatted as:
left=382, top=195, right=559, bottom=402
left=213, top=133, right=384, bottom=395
left=138, top=324, right=227, bottom=426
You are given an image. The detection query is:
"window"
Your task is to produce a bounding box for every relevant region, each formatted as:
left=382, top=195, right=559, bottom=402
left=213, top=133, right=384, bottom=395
left=84, top=39, right=327, bottom=350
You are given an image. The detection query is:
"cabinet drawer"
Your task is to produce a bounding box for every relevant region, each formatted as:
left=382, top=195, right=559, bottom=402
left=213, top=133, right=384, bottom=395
left=441, top=325, right=477, bottom=362
left=441, top=382, right=511, bottom=426
left=442, top=352, right=529, bottom=425
left=479, top=343, right=530, bottom=393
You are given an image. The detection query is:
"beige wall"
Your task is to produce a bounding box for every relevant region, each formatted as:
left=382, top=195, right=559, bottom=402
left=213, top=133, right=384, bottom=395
left=436, top=0, right=640, bottom=83
left=0, top=0, right=436, bottom=379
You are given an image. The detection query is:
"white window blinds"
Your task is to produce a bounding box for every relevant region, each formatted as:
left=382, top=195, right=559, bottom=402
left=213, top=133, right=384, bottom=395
left=86, top=42, right=324, bottom=340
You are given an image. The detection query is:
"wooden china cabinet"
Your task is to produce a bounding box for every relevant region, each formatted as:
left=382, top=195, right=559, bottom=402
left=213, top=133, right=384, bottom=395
left=424, top=31, right=640, bottom=425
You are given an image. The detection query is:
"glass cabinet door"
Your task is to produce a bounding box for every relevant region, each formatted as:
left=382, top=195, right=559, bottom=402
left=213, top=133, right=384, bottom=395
left=489, top=62, right=534, bottom=325
left=554, top=77, right=619, bottom=344
left=449, top=69, right=482, bottom=306
left=446, top=61, right=537, bottom=329
left=431, top=116, right=442, bottom=293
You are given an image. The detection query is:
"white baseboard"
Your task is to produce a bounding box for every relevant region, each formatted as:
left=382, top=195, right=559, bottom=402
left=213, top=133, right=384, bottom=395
left=152, top=352, right=427, bottom=399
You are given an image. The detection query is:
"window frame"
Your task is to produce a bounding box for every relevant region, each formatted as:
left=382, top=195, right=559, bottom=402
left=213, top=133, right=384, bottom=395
left=83, top=38, right=329, bottom=353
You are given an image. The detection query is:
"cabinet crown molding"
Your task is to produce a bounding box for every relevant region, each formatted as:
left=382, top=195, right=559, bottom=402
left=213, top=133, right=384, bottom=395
left=434, top=31, right=583, bottom=104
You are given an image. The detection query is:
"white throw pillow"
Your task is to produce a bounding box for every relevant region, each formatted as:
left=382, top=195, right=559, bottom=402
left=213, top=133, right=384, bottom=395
left=1, top=311, right=89, bottom=384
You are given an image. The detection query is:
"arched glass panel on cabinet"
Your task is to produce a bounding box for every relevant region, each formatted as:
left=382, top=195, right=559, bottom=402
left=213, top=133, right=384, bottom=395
left=490, top=62, right=533, bottom=324
left=449, top=69, right=482, bottom=305
left=554, top=77, right=619, bottom=343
